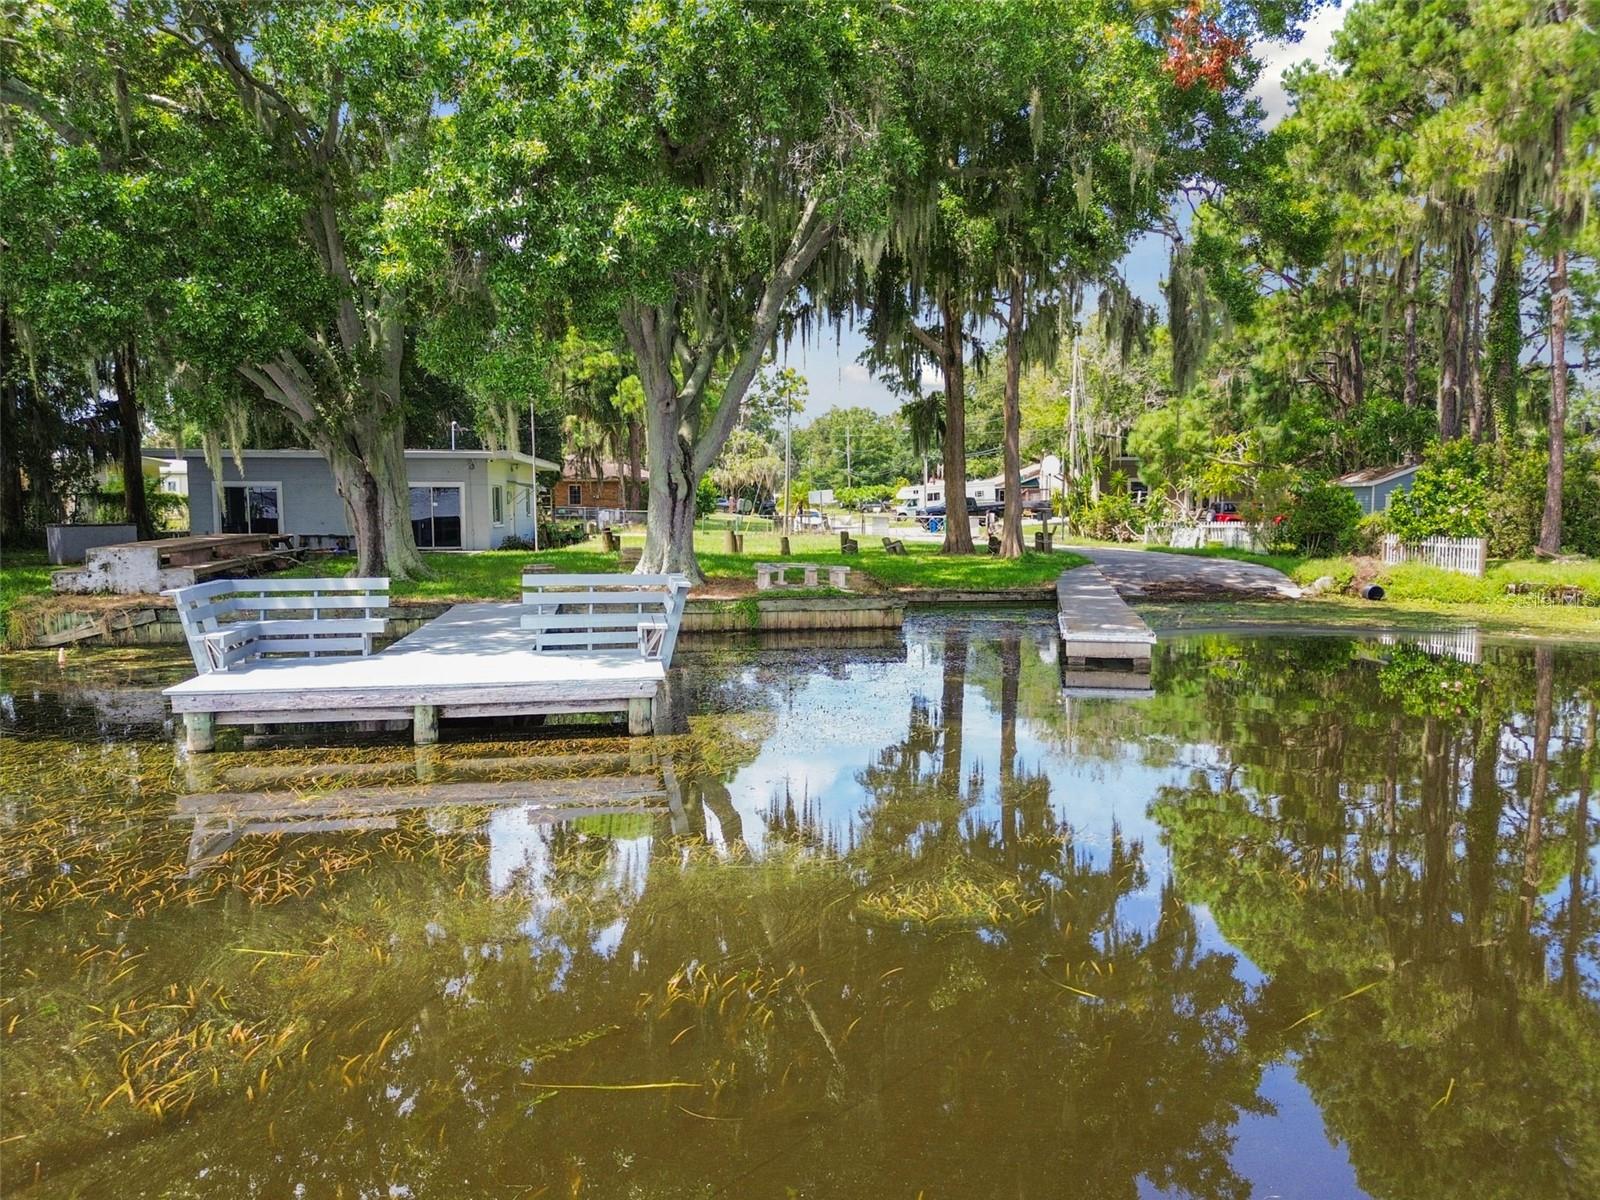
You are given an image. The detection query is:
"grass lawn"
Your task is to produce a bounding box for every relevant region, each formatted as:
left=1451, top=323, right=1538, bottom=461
left=275, top=531, right=1084, bottom=601
left=1, top=548, right=55, bottom=636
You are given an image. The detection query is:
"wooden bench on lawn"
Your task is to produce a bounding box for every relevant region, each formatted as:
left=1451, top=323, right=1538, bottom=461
left=754, top=562, right=851, bottom=591
left=520, top=572, right=691, bottom=667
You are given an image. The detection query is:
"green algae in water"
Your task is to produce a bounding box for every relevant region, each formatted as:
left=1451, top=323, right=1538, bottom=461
left=1, top=617, right=1597, bottom=1199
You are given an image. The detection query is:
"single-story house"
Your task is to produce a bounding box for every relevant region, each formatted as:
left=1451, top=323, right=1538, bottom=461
left=156, top=448, right=557, bottom=550
left=556, top=458, right=647, bottom=514
left=1333, top=463, right=1420, bottom=514
left=922, top=454, right=1066, bottom=509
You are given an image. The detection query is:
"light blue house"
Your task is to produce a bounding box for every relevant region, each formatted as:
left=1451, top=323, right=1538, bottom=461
left=1334, top=463, right=1420, bottom=515
left=155, top=448, right=557, bottom=550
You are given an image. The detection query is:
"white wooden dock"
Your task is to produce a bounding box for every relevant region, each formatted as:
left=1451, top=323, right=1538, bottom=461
left=1055, top=564, right=1156, bottom=668
left=165, top=602, right=666, bottom=749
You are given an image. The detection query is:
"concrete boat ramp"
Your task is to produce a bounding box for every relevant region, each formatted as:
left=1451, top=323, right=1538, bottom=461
left=1055, top=564, right=1156, bottom=696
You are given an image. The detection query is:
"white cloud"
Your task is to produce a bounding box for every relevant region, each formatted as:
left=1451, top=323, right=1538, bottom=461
left=841, top=362, right=872, bottom=384
left=1251, top=4, right=1346, bottom=126
left=919, top=363, right=942, bottom=389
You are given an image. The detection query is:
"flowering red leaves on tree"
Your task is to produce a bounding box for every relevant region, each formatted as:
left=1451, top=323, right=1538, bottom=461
left=1163, top=1, right=1246, bottom=91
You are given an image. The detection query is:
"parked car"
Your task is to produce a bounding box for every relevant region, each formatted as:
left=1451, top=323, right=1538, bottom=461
left=1207, top=501, right=1243, bottom=523
left=796, top=509, right=827, bottom=530
left=894, top=502, right=915, bottom=518
left=860, top=500, right=890, bottom=513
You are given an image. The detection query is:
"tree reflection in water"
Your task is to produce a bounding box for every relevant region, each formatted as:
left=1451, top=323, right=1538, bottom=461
left=0, top=622, right=1594, bottom=1198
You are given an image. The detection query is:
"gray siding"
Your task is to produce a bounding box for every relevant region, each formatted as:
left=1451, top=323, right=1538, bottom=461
left=183, top=452, right=535, bottom=550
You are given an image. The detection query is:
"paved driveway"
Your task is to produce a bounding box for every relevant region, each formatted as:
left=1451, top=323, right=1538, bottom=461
left=1063, top=544, right=1301, bottom=599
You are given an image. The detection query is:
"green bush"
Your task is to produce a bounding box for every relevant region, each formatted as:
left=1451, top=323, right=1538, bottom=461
left=1484, top=445, right=1600, bottom=559
left=1386, top=441, right=1489, bottom=540
left=1283, top=479, right=1363, bottom=555
left=1353, top=512, right=1388, bottom=555
left=695, top=475, right=717, bottom=518
left=1066, top=475, right=1141, bottom=541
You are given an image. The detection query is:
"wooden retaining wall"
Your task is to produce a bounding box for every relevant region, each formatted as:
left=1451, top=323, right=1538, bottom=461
left=17, top=594, right=906, bottom=649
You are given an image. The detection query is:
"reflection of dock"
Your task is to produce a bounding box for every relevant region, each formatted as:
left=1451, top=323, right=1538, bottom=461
left=174, top=751, right=671, bottom=871
left=1059, top=669, right=1156, bottom=700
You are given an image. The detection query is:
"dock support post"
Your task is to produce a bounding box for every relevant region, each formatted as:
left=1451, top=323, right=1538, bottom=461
left=184, top=712, right=215, bottom=754
left=628, top=696, right=654, bottom=736
left=413, top=704, right=439, bottom=745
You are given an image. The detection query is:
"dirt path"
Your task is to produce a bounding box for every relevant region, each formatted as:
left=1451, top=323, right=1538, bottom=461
left=1063, top=545, right=1301, bottom=600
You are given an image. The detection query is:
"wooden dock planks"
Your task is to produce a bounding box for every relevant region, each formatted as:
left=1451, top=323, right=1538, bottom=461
left=1054, top=564, right=1156, bottom=667
left=164, top=602, right=667, bottom=749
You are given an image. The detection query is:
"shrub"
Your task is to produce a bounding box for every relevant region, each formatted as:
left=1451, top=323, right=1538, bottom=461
left=695, top=476, right=717, bottom=518
left=1484, top=445, right=1600, bottom=559
left=1353, top=512, right=1388, bottom=555
left=1283, top=479, right=1363, bottom=555
left=1386, top=440, right=1489, bottom=540
left=496, top=534, right=535, bottom=551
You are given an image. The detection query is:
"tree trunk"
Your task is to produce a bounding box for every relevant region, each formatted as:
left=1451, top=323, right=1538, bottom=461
left=999, top=276, right=1025, bottom=559
left=1401, top=242, right=1421, bottom=411
left=111, top=339, right=154, bottom=540
left=1466, top=229, right=1487, bottom=442
left=1486, top=226, right=1521, bottom=439
left=0, top=307, right=27, bottom=545
left=1438, top=222, right=1470, bottom=440
left=637, top=399, right=701, bottom=580
left=626, top=417, right=643, bottom=510
left=1539, top=105, right=1569, bottom=555
left=367, top=418, right=428, bottom=579
left=317, top=435, right=385, bottom=578
left=938, top=293, right=975, bottom=555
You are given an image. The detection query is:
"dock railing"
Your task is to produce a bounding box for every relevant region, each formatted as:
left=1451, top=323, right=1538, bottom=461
left=165, top=578, right=390, bottom=674
left=520, top=572, right=690, bottom=666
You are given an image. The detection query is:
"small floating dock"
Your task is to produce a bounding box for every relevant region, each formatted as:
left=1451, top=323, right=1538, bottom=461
left=1055, top=564, right=1156, bottom=669
left=163, top=572, right=688, bottom=751
left=165, top=603, right=665, bottom=747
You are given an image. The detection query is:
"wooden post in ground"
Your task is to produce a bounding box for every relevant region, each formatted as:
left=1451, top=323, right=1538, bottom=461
left=413, top=704, right=439, bottom=745
left=628, top=696, right=654, bottom=736
left=184, top=712, right=215, bottom=754
left=780, top=535, right=791, bottom=556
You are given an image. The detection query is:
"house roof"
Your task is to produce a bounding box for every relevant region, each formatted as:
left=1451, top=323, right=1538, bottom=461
left=561, top=458, right=649, bottom=481
left=151, top=447, right=560, bottom=471
left=1333, top=463, right=1420, bottom=487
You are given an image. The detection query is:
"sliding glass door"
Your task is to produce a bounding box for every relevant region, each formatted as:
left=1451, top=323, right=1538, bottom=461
left=409, top=485, right=463, bottom=549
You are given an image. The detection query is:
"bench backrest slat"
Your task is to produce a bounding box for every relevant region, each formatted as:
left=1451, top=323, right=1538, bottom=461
left=518, top=571, right=689, bottom=664
left=165, top=577, right=390, bottom=673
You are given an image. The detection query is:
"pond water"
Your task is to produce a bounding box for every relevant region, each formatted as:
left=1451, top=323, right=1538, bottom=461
left=2, top=611, right=1596, bottom=1199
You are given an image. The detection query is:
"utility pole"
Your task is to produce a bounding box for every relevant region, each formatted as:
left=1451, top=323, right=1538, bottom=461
left=845, top=421, right=852, bottom=489
left=529, top=397, right=540, bottom=552
left=782, top=401, right=792, bottom=533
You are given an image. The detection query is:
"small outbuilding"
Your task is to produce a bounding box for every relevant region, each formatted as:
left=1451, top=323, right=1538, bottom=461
left=1333, top=463, right=1420, bottom=515
left=157, top=448, right=556, bottom=551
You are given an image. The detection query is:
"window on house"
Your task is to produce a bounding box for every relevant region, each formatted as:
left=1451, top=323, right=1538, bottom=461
left=408, top=485, right=463, bottom=549
left=567, top=483, right=582, bottom=506
left=491, top=485, right=504, bottom=525
left=220, top=484, right=280, bottom=535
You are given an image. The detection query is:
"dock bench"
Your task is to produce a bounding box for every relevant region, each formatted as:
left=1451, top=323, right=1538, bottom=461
left=165, top=578, right=390, bottom=674
left=520, top=573, right=690, bottom=666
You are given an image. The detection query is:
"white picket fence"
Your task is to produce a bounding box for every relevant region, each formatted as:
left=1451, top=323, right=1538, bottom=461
left=1380, top=534, right=1486, bottom=578
left=1144, top=523, right=1265, bottom=552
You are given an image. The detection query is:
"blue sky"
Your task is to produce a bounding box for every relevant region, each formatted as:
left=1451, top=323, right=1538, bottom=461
left=777, top=5, right=1347, bottom=419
